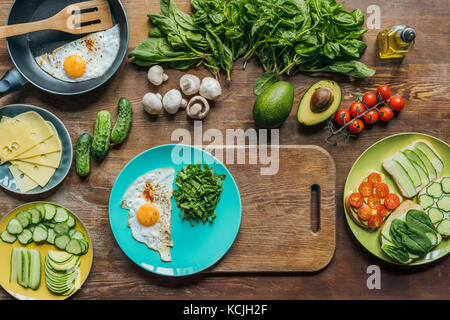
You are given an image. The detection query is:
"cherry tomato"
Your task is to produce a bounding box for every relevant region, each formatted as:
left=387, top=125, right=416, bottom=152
left=368, top=172, right=382, bottom=185
left=349, top=193, right=364, bottom=208
left=362, top=92, right=377, bottom=107
left=379, top=106, right=394, bottom=122
left=376, top=204, right=388, bottom=217
left=376, top=85, right=391, bottom=101
left=348, top=119, right=364, bottom=134
left=385, top=193, right=400, bottom=210
left=349, top=102, right=366, bottom=117
left=363, top=110, right=379, bottom=125
left=358, top=204, right=372, bottom=221
left=374, top=183, right=390, bottom=198
left=368, top=214, right=383, bottom=228
left=389, top=96, right=405, bottom=112
left=367, top=195, right=380, bottom=208
left=334, top=109, right=350, bottom=126
left=358, top=181, right=373, bottom=197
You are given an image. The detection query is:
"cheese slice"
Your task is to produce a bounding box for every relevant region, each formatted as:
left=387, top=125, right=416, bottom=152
left=16, top=151, right=62, bottom=168
left=0, top=112, right=53, bottom=163
left=10, top=160, right=56, bottom=188
left=8, top=164, right=39, bottom=193
left=11, top=121, right=62, bottom=160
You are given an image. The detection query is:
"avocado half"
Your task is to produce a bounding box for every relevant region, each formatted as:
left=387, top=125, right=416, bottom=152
left=297, top=80, right=342, bottom=126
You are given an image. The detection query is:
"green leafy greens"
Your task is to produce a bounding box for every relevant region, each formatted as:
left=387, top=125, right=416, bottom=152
left=129, top=0, right=375, bottom=85
left=173, top=164, right=226, bottom=226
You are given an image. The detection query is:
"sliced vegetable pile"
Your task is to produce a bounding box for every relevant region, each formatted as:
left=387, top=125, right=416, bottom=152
left=45, top=251, right=80, bottom=296
left=10, top=248, right=41, bottom=290
left=347, top=171, right=401, bottom=229
left=328, top=85, right=405, bottom=146
left=173, top=164, right=226, bottom=226
left=1, top=203, right=89, bottom=256
left=129, top=0, right=375, bottom=89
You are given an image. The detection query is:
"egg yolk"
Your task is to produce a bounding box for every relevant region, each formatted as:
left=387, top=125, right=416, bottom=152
left=63, top=55, right=86, bottom=78
left=137, top=203, right=159, bottom=226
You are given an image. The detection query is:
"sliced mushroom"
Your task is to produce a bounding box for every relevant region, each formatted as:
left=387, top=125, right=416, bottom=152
left=180, top=74, right=200, bottom=95
left=142, top=93, right=163, bottom=115
left=147, top=65, right=168, bottom=86
left=186, top=96, right=210, bottom=120
left=163, top=89, right=186, bottom=114
left=199, top=77, right=221, bottom=100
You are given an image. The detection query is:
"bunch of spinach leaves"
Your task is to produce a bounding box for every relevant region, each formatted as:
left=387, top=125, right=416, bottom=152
left=383, top=210, right=438, bottom=263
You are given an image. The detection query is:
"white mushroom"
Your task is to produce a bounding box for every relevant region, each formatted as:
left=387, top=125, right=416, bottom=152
left=199, top=77, right=221, bottom=100
left=162, top=89, right=187, bottom=114
left=147, top=65, right=168, bottom=86
left=179, top=74, right=200, bottom=95
left=142, top=93, right=163, bottom=115
left=186, top=96, right=210, bottom=120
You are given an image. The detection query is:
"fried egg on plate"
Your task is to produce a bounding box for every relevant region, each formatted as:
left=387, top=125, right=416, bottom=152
left=34, top=24, right=120, bottom=82
left=121, top=168, right=175, bottom=262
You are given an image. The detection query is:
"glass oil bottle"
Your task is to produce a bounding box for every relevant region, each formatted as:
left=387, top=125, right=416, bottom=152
left=377, top=25, right=416, bottom=59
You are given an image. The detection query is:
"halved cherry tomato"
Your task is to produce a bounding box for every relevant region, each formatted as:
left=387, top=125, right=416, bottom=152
left=389, top=96, right=405, bottom=112
left=363, top=110, right=379, bottom=125
left=374, top=183, right=389, bottom=198
left=358, top=181, right=373, bottom=197
left=349, top=193, right=364, bottom=208
left=367, top=172, right=382, bottom=185
left=357, top=204, right=372, bottom=221
left=367, top=195, right=380, bottom=208
left=385, top=193, right=400, bottom=210
left=368, top=214, right=383, bottom=228
left=348, top=119, right=364, bottom=134
left=376, top=204, right=389, bottom=217
left=334, top=109, right=350, bottom=126
left=376, top=85, right=391, bottom=101
left=362, top=93, right=377, bottom=107
left=349, top=102, right=366, bottom=117
left=379, top=106, right=394, bottom=122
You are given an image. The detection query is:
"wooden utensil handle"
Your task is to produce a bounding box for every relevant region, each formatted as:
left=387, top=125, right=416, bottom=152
left=0, top=19, right=53, bottom=39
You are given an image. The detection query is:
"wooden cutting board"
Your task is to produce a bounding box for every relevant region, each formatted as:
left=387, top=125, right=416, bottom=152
left=211, top=145, right=336, bottom=272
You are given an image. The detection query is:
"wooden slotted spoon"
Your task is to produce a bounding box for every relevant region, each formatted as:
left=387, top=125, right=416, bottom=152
left=0, top=0, right=113, bottom=39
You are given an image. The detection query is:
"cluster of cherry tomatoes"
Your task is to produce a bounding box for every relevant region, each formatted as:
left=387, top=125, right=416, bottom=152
left=334, top=85, right=405, bottom=134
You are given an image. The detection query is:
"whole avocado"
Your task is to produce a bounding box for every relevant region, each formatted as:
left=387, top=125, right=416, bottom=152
left=253, top=81, right=294, bottom=128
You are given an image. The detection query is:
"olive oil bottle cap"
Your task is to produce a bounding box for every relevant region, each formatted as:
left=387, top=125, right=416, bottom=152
left=401, top=28, right=416, bottom=43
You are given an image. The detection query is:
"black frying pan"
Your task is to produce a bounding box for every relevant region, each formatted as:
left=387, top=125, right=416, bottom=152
left=0, top=0, right=128, bottom=97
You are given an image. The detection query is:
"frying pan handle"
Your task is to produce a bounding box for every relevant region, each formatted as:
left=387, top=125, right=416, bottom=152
left=0, top=69, right=27, bottom=98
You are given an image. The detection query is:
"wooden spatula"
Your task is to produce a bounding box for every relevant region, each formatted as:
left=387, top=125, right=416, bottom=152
left=0, top=0, right=113, bottom=39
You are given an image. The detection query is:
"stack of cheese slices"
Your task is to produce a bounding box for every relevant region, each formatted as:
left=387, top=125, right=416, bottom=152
left=0, top=112, right=62, bottom=193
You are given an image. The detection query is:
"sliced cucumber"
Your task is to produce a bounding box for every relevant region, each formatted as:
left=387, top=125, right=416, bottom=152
left=413, top=147, right=437, bottom=181
left=1, top=230, right=17, bottom=243
left=10, top=248, right=21, bottom=283
left=418, top=194, right=434, bottom=209
left=442, top=177, right=450, bottom=194
left=383, top=158, right=417, bottom=198
left=46, top=228, right=56, bottom=245
left=54, top=223, right=70, bottom=235
left=66, top=215, right=76, bottom=228
left=411, top=160, right=429, bottom=189
left=18, top=229, right=33, bottom=245
left=393, top=152, right=421, bottom=188
left=32, top=225, right=48, bottom=242
left=54, top=234, right=70, bottom=250
left=65, top=239, right=83, bottom=255
left=436, top=219, right=450, bottom=237
left=7, top=218, right=23, bottom=235
left=70, top=230, right=86, bottom=241
left=428, top=207, right=444, bottom=224
left=44, top=204, right=57, bottom=221
left=15, top=212, right=30, bottom=228
left=427, top=182, right=443, bottom=198
left=34, top=205, right=46, bottom=218
left=30, top=208, right=42, bottom=225
left=28, top=249, right=41, bottom=290
left=54, top=208, right=69, bottom=223
left=437, top=195, right=450, bottom=212
left=18, top=248, right=30, bottom=288
left=404, top=149, right=428, bottom=175
left=415, top=142, right=444, bottom=177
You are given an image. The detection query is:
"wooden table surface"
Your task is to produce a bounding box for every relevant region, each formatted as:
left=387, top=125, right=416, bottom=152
left=0, top=0, right=448, bottom=300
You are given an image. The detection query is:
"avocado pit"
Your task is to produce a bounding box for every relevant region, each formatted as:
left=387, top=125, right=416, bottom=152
left=310, top=88, right=334, bottom=113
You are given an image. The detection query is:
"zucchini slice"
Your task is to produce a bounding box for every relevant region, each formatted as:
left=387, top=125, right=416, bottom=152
left=428, top=207, right=444, bottom=224
left=427, top=182, right=443, bottom=198
left=442, top=177, right=450, bottom=194
left=436, top=219, right=450, bottom=237
left=437, top=195, right=450, bottom=212
left=418, top=194, right=434, bottom=209
left=1, top=230, right=17, bottom=244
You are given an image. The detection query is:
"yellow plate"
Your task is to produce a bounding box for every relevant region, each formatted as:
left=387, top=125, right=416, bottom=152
left=0, top=202, right=93, bottom=300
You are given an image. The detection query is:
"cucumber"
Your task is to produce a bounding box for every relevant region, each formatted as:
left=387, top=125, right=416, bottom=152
left=70, top=230, right=86, bottom=241
left=428, top=207, right=444, bottom=224
left=436, top=195, right=450, bottom=212
left=393, top=152, right=421, bottom=188
left=28, top=249, right=41, bottom=290
left=411, top=160, right=429, bottom=189
left=414, top=142, right=444, bottom=177
left=30, top=208, right=42, bottom=224
left=46, top=228, right=56, bottom=245
left=111, top=97, right=133, bottom=145
left=418, top=194, right=434, bottom=209
left=55, top=234, right=71, bottom=250
left=413, top=147, right=437, bottom=181
left=18, top=229, right=33, bottom=245
left=91, top=110, right=112, bottom=160
left=442, top=177, right=450, bottom=194
left=436, top=219, right=450, bottom=237
left=54, top=223, right=70, bottom=235
left=7, top=218, right=23, bottom=235
left=427, top=182, right=443, bottom=198
left=66, top=239, right=83, bottom=255
left=32, top=225, right=48, bottom=242
left=54, top=207, right=69, bottom=223
left=75, top=133, right=92, bottom=177
left=34, top=204, right=46, bottom=218
left=1, top=230, right=17, bottom=243
left=18, top=248, right=30, bottom=288
left=404, top=149, right=428, bottom=176
left=16, top=212, right=30, bottom=228
left=10, top=248, right=20, bottom=283
left=66, top=215, right=76, bottom=228
left=44, top=204, right=57, bottom=221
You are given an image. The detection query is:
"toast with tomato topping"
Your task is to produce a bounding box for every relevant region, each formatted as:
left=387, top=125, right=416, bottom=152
left=346, top=171, right=403, bottom=230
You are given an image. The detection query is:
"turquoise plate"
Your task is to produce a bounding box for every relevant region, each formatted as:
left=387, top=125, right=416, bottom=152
left=0, top=104, right=72, bottom=195
left=109, top=144, right=242, bottom=276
